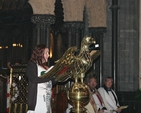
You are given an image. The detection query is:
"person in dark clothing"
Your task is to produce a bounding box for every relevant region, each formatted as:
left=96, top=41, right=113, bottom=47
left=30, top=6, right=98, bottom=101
left=26, top=44, right=56, bottom=113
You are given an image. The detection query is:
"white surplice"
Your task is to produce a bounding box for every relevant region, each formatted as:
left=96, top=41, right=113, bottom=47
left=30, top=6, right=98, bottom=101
left=98, top=87, right=120, bottom=113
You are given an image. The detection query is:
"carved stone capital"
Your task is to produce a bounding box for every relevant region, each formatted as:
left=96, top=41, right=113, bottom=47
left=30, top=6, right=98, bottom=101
left=31, top=14, right=55, bottom=26
left=64, top=21, right=84, bottom=30
left=89, top=27, right=107, bottom=33
left=89, top=27, right=107, bottom=39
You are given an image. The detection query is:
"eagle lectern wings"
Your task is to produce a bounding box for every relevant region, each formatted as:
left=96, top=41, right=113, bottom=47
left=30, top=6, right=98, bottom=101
left=40, top=36, right=100, bottom=83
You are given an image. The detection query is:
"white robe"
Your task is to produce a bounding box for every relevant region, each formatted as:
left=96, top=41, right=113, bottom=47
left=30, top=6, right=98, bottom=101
left=93, top=93, right=110, bottom=113
left=98, top=87, right=120, bottom=113
left=85, top=89, right=110, bottom=113
left=93, top=93, right=105, bottom=110
left=85, top=102, right=96, bottom=113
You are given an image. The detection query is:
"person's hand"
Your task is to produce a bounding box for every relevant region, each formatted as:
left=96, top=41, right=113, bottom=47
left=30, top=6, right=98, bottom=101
left=116, top=108, right=122, bottom=113
left=98, top=109, right=104, bottom=113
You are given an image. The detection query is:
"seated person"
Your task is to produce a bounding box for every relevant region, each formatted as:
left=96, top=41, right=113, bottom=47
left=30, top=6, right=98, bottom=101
left=85, top=76, right=110, bottom=113
left=98, top=77, right=122, bottom=113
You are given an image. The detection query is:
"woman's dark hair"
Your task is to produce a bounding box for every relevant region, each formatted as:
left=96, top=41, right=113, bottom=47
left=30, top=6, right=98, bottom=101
left=30, top=44, right=47, bottom=66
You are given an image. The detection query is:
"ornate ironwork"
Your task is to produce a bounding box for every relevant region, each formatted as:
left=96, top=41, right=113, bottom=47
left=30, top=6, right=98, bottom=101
left=64, top=21, right=84, bottom=30
left=9, top=65, right=28, bottom=113
left=31, top=14, right=55, bottom=27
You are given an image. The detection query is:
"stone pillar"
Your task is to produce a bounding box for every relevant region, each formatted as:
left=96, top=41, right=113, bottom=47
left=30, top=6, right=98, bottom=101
left=28, top=0, right=55, bottom=50
left=31, top=15, right=55, bottom=48
left=64, top=22, right=84, bottom=49
left=89, top=27, right=107, bottom=86
left=62, top=1, right=85, bottom=113
left=62, top=0, right=85, bottom=48
left=110, top=0, right=119, bottom=91
left=139, top=0, right=141, bottom=89
left=83, top=6, right=89, bottom=36
left=86, top=0, right=107, bottom=86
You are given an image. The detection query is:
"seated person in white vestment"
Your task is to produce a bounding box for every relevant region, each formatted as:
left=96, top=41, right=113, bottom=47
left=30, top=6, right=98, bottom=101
left=85, top=76, right=110, bottom=113
left=98, top=77, right=122, bottom=113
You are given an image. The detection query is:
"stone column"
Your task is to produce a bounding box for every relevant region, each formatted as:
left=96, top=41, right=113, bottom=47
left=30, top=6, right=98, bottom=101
left=64, top=22, right=84, bottom=49
left=62, top=1, right=85, bottom=113
left=31, top=15, right=55, bottom=48
left=62, top=0, right=85, bottom=48
left=110, top=0, right=119, bottom=91
left=86, top=0, right=107, bottom=86
left=89, top=27, right=107, bottom=86
left=139, top=0, right=141, bottom=89
left=28, top=0, right=55, bottom=50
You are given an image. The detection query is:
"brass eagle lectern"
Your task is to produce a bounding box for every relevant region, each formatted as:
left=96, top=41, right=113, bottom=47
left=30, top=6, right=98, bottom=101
left=40, top=36, right=100, bottom=113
